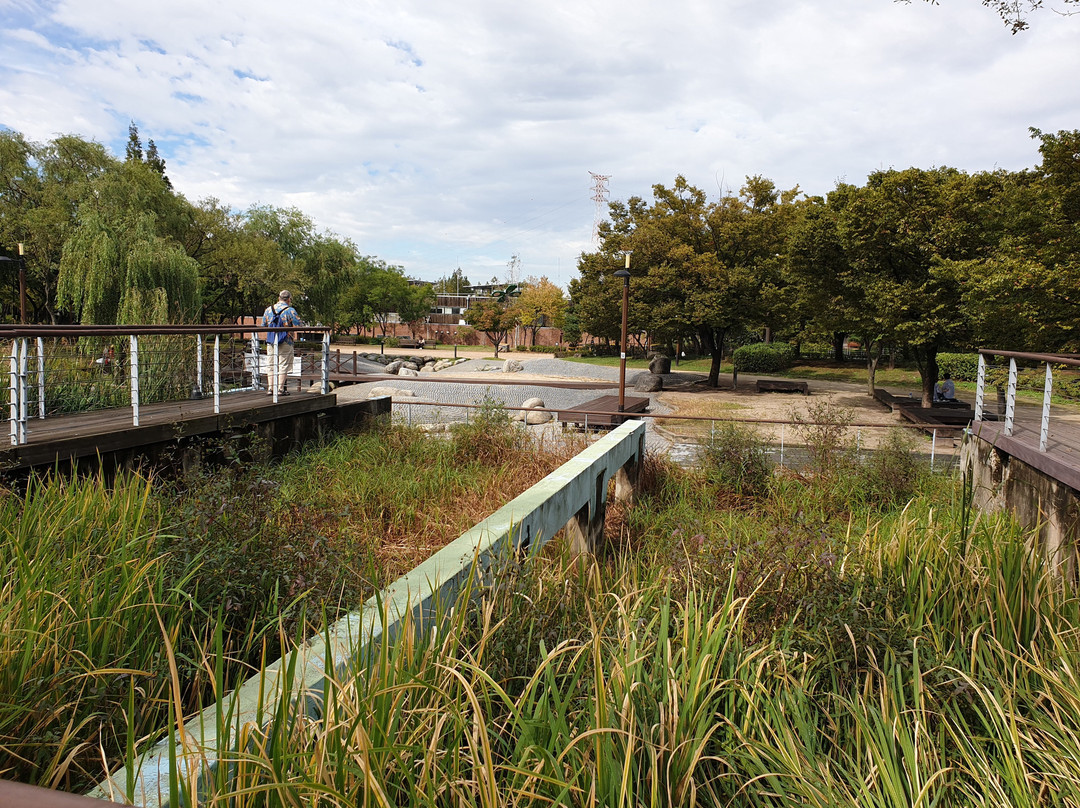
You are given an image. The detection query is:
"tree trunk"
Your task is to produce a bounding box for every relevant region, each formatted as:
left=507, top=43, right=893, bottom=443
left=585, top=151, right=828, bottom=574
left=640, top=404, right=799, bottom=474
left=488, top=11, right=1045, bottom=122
left=912, top=344, right=939, bottom=408
left=700, top=326, right=727, bottom=387
left=864, top=339, right=881, bottom=397
left=832, top=331, right=846, bottom=362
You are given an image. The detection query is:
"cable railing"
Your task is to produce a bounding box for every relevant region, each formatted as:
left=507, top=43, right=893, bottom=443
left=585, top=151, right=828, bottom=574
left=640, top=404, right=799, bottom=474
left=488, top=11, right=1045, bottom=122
left=3, top=324, right=333, bottom=446
left=973, top=349, right=1080, bottom=452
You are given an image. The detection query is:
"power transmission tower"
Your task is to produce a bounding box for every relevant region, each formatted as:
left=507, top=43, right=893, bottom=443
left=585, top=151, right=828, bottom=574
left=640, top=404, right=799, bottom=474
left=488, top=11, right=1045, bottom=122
left=589, top=171, right=610, bottom=244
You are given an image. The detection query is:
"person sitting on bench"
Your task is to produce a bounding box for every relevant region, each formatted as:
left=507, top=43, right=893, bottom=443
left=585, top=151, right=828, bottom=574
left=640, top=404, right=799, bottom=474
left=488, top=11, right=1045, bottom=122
left=934, top=373, right=956, bottom=403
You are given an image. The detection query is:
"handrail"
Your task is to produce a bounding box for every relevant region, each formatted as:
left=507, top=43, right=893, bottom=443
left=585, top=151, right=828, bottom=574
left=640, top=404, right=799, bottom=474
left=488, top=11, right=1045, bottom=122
left=974, top=348, right=1073, bottom=451
left=0, top=324, right=332, bottom=337
left=978, top=348, right=1080, bottom=368
left=6, top=325, right=333, bottom=446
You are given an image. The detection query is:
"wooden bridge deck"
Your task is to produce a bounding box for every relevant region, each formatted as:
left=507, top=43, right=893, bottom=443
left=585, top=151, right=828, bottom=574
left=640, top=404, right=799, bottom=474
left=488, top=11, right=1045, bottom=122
left=1, top=390, right=337, bottom=472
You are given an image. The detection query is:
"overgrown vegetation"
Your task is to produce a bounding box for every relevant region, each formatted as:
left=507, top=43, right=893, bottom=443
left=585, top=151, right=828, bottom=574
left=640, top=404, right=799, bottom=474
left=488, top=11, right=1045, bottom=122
left=5, top=413, right=1080, bottom=805
left=0, top=415, right=571, bottom=791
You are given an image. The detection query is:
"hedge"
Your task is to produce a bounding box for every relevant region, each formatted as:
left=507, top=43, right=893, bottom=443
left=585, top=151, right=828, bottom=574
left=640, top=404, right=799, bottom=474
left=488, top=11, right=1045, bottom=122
left=732, top=342, right=795, bottom=373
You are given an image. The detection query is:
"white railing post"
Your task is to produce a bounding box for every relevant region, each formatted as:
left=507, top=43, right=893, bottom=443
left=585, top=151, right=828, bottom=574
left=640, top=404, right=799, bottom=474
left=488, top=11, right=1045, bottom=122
left=17, top=337, right=28, bottom=444
left=321, top=332, right=330, bottom=394
left=930, top=428, right=937, bottom=472
left=195, top=334, right=204, bottom=398
left=974, top=354, right=986, bottom=422
left=1005, top=357, right=1017, bottom=437
left=250, top=334, right=262, bottom=391
left=272, top=341, right=279, bottom=402
left=780, top=424, right=785, bottom=467
left=8, top=340, right=16, bottom=446
left=130, top=335, right=140, bottom=426
left=36, top=336, right=44, bottom=419
left=213, top=335, right=221, bottom=414
left=1040, top=361, right=1053, bottom=452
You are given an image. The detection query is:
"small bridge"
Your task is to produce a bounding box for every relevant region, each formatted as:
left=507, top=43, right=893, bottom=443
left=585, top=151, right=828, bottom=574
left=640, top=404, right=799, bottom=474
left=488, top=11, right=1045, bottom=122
left=962, top=348, right=1080, bottom=574
left=1, top=324, right=386, bottom=473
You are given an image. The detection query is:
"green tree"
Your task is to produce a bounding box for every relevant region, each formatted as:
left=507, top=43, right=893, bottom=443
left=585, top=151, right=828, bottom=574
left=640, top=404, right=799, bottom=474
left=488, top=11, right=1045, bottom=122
left=513, top=276, right=567, bottom=345
left=432, top=267, right=471, bottom=294
left=367, top=264, right=412, bottom=337
left=125, top=122, right=143, bottom=163
left=577, top=175, right=795, bottom=386
left=465, top=296, right=519, bottom=353
left=834, top=167, right=994, bottom=405
left=398, top=282, right=436, bottom=338
left=57, top=159, right=200, bottom=324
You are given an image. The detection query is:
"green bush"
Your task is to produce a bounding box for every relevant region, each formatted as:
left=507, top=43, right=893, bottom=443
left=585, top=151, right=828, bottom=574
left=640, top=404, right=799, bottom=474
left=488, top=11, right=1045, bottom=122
left=698, top=422, right=772, bottom=496
left=937, top=352, right=980, bottom=381
left=732, top=342, right=794, bottom=373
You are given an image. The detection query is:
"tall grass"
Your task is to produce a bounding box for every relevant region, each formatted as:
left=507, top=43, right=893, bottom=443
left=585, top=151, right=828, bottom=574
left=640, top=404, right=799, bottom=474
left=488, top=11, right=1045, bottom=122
left=0, top=414, right=568, bottom=792
left=135, top=444, right=1080, bottom=806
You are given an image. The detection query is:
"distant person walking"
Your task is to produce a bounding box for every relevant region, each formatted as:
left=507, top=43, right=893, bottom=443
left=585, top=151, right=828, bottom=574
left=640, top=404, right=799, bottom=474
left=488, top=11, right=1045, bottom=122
left=262, top=290, right=303, bottom=395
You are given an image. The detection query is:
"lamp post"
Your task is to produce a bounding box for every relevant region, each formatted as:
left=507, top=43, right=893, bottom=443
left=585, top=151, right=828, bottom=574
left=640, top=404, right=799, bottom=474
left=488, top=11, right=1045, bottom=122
left=17, top=243, right=26, bottom=324
left=614, top=252, right=631, bottom=412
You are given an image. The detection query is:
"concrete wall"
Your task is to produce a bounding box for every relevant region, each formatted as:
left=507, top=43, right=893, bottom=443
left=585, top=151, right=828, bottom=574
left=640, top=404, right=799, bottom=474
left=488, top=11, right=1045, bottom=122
left=89, top=419, right=646, bottom=807
left=962, top=433, right=1080, bottom=577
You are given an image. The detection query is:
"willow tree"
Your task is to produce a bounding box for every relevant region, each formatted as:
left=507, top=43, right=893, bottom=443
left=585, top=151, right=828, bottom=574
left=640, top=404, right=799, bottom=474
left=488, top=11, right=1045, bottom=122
left=59, top=210, right=200, bottom=324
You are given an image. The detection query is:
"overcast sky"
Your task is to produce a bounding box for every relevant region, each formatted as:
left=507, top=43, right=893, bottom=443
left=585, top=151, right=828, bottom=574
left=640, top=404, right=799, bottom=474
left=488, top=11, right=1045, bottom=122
left=1, top=0, right=1078, bottom=288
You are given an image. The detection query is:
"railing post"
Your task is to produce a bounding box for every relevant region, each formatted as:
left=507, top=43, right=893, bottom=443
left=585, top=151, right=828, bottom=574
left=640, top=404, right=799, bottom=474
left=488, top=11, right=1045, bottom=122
left=1040, top=361, right=1053, bottom=452
left=195, top=334, right=204, bottom=397
left=36, top=336, right=44, bottom=419
left=272, top=341, right=279, bottom=402
left=1005, top=357, right=1017, bottom=437
left=250, top=335, right=262, bottom=391
left=130, top=335, right=140, bottom=426
left=974, top=353, right=986, bottom=422
left=213, top=335, right=221, bottom=414
left=930, top=428, right=937, bottom=472
left=8, top=340, right=16, bottom=446
left=322, top=332, right=331, bottom=394
left=17, top=337, right=28, bottom=443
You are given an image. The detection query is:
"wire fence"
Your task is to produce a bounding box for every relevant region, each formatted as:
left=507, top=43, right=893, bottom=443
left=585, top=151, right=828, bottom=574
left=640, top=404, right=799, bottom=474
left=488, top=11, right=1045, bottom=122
left=385, top=398, right=964, bottom=474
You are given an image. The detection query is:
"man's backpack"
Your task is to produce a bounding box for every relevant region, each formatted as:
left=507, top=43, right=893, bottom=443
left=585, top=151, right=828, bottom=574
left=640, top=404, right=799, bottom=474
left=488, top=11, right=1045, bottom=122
left=265, top=305, right=289, bottom=345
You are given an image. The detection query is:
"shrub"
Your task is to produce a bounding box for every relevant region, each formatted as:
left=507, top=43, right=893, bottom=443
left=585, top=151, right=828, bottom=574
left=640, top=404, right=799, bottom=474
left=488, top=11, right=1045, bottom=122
left=732, top=342, right=795, bottom=373
left=794, top=399, right=855, bottom=477
left=860, top=428, right=927, bottom=507
left=451, top=399, right=526, bottom=464
left=698, top=422, right=772, bottom=496
left=937, top=352, right=980, bottom=381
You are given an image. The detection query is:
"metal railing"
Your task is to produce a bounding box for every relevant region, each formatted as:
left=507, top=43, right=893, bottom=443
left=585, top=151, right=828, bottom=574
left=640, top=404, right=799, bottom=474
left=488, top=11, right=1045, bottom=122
left=386, top=399, right=961, bottom=472
left=3, top=324, right=333, bottom=446
left=974, top=349, right=1080, bottom=452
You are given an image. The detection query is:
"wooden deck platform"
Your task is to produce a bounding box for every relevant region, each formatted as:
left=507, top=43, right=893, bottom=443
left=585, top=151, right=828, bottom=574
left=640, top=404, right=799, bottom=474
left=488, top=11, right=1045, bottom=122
left=1, top=390, right=341, bottom=472
left=555, top=395, right=649, bottom=428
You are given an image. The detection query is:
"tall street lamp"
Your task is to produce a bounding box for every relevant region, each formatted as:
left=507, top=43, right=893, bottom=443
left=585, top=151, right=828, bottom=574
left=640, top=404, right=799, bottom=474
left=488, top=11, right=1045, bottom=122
left=614, top=251, right=631, bottom=412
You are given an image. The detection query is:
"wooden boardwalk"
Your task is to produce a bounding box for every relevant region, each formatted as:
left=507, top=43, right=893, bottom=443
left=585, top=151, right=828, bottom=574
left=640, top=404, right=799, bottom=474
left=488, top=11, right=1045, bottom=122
left=1, top=391, right=337, bottom=472
left=555, top=395, right=650, bottom=428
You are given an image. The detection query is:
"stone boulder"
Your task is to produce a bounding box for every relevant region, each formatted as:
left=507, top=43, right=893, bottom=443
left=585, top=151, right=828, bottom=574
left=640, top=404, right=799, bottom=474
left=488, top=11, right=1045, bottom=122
left=512, top=396, right=551, bottom=424
left=419, top=364, right=435, bottom=373
left=648, top=355, right=672, bottom=374
left=368, top=386, right=416, bottom=399
left=504, top=359, right=524, bottom=373
left=384, top=359, right=404, bottom=374
left=634, top=373, right=664, bottom=392
left=398, top=367, right=420, bottom=377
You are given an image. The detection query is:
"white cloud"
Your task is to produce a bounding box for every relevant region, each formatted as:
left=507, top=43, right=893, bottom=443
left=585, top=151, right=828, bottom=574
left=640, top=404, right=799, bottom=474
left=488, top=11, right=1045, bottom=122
left=1, top=0, right=1078, bottom=284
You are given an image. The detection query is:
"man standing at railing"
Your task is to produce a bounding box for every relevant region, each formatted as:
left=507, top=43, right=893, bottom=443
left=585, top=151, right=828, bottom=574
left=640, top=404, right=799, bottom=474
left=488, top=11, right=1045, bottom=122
left=262, top=290, right=303, bottom=395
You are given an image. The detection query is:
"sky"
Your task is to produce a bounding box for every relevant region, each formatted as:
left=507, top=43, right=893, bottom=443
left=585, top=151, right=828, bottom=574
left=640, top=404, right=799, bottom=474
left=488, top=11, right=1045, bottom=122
left=1, top=0, right=1078, bottom=289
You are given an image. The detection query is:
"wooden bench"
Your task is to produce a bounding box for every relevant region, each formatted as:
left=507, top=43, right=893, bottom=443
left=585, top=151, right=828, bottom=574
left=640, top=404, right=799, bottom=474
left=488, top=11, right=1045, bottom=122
left=756, top=379, right=809, bottom=395
left=396, top=337, right=422, bottom=349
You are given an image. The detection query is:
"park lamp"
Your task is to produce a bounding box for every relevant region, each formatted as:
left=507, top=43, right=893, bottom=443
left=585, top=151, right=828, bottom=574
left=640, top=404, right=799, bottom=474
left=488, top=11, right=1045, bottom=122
left=614, top=251, right=631, bottom=412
